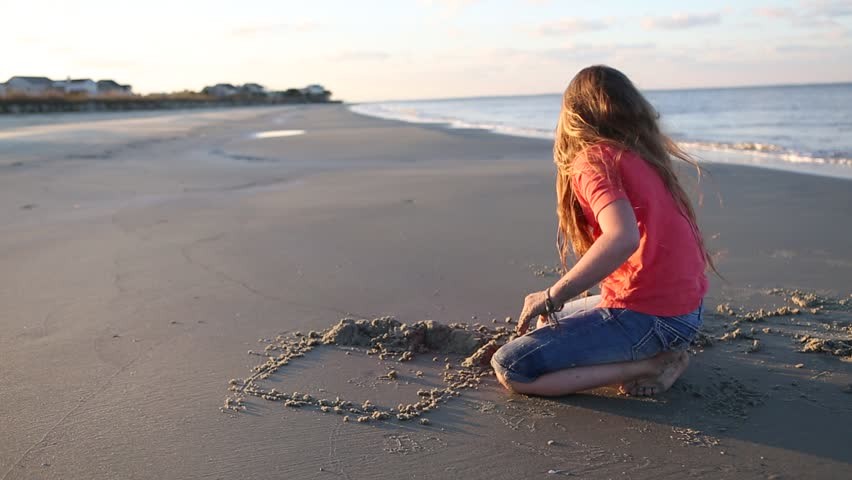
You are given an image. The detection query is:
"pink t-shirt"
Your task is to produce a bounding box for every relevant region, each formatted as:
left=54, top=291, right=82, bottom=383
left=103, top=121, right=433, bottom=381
left=571, top=144, right=707, bottom=316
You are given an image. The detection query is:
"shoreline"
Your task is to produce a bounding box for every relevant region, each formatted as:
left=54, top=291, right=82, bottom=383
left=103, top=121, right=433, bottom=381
left=347, top=100, right=852, bottom=181
left=351, top=80, right=852, bottom=104
left=1, top=104, right=850, bottom=479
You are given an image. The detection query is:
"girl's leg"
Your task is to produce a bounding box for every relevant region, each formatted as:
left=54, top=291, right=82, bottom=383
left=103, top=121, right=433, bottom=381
left=558, top=295, right=603, bottom=317
left=494, top=349, right=688, bottom=397
left=621, top=304, right=704, bottom=396
left=534, top=295, right=602, bottom=330
left=492, top=305, right=696, bottom=396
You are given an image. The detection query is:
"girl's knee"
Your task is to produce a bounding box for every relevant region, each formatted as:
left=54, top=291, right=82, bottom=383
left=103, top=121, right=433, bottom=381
left=493, top=369, right=514, bottom=391
left=491, top=345, right=517, bottom=389
left=490, top=342, right=538, bottom=388
left=490, top=346, right=510, bottom=378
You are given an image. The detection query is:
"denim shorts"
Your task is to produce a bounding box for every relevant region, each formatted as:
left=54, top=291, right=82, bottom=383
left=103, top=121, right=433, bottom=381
left=491, top=295, right=703, bottom=383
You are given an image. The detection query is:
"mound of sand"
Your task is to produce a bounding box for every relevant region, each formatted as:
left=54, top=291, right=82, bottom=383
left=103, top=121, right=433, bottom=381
left=800, top=335, right=852, bottom=359
left=322, top=317, right=494, bottom=358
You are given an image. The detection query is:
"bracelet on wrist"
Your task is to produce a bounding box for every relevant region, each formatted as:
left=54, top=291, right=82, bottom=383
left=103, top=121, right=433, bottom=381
left=545, top=287, right=563, bottom=314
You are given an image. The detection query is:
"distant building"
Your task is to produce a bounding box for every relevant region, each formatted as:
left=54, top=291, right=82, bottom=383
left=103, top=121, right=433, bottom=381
left=54, top=78, right=98, bottom=96
left=5, top=76, right=132, bottom=97
left=302, top=84, right=331, bottom=102
left=202, top=83, right=239, bottom=97
left=241, top=83, right=266, bottom=96
left=5, top=76, right=56, bottom=96
left=302, top=84, right=326, bottom=96
left=96, top=79, right=133, bottom=96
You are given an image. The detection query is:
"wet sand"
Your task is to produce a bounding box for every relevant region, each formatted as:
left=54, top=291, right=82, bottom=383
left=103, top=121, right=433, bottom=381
left=1, top=105, right=851, bottom=479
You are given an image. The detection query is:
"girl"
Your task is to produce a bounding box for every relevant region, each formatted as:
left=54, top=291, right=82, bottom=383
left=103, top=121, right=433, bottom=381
left=491, top=65, right=712, bottom=397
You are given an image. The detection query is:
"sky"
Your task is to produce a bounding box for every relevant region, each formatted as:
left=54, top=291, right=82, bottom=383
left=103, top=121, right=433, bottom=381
left=1, top=0, right=851, bottom=101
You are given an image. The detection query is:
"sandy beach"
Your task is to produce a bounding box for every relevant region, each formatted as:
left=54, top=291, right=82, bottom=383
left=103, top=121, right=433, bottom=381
left=1, top=104, right=850, bottom=479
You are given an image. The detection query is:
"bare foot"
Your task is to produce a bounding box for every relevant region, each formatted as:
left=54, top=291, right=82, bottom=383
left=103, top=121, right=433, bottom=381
left=619, top=350, right=689, bottom=397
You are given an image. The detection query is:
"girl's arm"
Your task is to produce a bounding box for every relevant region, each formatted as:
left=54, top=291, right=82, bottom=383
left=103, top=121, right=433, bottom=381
left=516, top=199, right=639, bottom=334
left=550, top=198, right=640, bottom=304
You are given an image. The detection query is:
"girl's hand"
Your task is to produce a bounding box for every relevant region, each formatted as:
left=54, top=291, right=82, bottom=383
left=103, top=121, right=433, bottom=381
left=516, top=290, right=548, bottom=335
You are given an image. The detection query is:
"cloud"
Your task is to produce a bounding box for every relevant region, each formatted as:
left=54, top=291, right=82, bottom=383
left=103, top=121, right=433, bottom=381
left=755, top=7, right=796, bottom=18
left=775, top=42, right=852, bottom=55
left=548, top=42, right=656, bottom=60
left=231, top=22, right=319, bottom=37
left=484, top=43, right=656, bottom=65
left=775, top=44, right=823, bottom=53
left=533, top=18, right=609, bottom=36
left=805, top=0, right=852, bottom=17
left=641, top=12, right=721, bottom=30
left=331, top=51, right=391, bottom=62
left=418, top=0, right=478, bottom=10
left=755, top=1, right=851, bottom=28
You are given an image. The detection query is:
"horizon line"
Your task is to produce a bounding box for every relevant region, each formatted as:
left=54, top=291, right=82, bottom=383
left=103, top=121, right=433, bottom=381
left=351, top=80, right=852, bottom=104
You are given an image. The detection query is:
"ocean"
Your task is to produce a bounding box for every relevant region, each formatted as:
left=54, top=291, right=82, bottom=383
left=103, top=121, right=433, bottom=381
left=350, top=83, right=852, bottom=180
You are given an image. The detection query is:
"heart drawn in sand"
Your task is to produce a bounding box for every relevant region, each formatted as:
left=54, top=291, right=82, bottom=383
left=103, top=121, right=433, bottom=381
left=222, top=317, right=514, bottom=423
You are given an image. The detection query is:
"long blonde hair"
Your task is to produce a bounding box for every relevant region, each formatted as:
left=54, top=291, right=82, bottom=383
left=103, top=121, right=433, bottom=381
left=554, top=65, right=716, bottom=275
